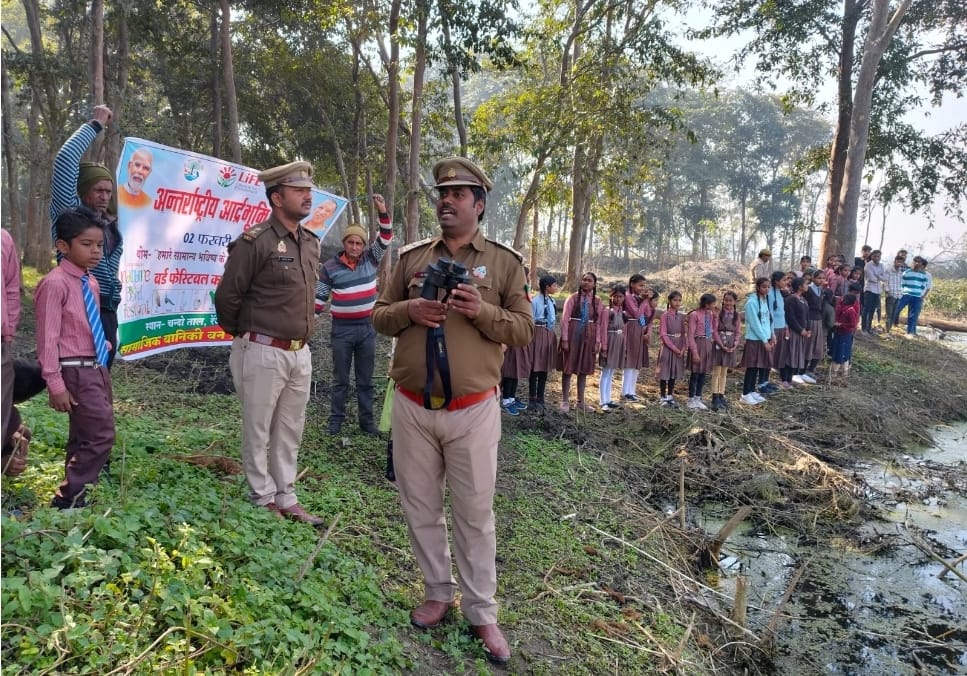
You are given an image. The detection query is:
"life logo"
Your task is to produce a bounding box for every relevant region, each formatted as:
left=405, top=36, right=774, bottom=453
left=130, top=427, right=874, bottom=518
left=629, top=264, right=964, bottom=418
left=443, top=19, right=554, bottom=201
left=183, top=160, right=202, bottom=181
left=216, top=165, right=238, bottom=188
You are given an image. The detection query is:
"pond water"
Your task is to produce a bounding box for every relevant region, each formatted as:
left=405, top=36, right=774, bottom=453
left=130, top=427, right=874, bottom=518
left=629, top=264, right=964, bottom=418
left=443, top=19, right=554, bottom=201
left=700, top=420, right=967, bottom=675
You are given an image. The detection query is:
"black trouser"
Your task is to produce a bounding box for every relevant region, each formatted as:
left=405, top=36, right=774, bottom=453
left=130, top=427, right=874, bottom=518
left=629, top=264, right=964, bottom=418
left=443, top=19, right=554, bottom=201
left=501, top=377, right=518, bottom=400
left=688, top=372, right=706, bottom=397
left=528, top=372, right=548, bottom=402
left=861, top=291, right=879, bottom=332
left=743, top=368, right=769, bottom=395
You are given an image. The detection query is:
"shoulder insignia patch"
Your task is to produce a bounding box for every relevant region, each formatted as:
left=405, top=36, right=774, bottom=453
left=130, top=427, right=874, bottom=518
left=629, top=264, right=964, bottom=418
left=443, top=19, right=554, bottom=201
left=241, top=224, right=270, bottom=242
left=398, top=236, right=435, bottom=256
left=486, top=238, right=524, bottom=263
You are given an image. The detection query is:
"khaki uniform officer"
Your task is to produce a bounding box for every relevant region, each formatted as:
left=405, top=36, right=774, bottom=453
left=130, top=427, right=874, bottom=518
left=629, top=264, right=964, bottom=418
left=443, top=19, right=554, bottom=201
left=214, top=160, right=324, bottom=526
left=372, top=157, right=533, bottom=664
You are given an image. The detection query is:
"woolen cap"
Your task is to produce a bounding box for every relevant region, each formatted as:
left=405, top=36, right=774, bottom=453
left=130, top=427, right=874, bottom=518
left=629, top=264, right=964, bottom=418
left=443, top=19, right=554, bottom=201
left=77, top=162, right=114, bottom=197
left=259, top=161, right=316, bottom=189
left=431, top=157, right=493, bottom=192
left=342, top=224, right=368, bottom=243
left=759, top=248, right=772, bottom=257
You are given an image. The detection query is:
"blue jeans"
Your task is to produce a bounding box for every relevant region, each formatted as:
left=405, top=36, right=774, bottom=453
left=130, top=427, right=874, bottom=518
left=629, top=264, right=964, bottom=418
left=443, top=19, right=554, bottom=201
left=329, top=320, right=377, bottom=430
left=891, top=294, right=923, bottom=335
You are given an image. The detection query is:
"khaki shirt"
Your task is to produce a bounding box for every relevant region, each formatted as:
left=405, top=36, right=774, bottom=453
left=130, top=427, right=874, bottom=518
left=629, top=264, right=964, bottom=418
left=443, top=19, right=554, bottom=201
left=372, top=229, right=534, bottom=398
left=214, top=215, right=320, bottom=341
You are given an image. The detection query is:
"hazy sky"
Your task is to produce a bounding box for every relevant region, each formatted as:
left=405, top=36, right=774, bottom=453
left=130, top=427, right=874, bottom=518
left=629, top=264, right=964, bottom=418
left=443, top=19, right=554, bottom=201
left=680, top=6, right=965, bottom=261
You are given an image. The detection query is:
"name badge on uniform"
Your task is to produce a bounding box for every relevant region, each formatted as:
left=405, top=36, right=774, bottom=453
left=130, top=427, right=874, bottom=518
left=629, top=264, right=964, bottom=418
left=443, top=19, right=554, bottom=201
left=277, top=256, right=295, bottom=263
left=472, top=266, right=487, bottom=279
left=277, top=240, right=288, bottom=253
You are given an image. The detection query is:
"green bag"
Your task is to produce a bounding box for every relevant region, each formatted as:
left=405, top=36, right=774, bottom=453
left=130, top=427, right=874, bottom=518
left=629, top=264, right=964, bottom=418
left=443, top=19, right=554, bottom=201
left=378, top=378, right=394, bottom=433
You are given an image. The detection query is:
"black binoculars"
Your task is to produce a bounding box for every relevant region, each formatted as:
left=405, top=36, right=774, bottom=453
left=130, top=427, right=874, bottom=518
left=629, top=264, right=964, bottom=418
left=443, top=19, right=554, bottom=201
left=420, top=258, right=470, bottom=301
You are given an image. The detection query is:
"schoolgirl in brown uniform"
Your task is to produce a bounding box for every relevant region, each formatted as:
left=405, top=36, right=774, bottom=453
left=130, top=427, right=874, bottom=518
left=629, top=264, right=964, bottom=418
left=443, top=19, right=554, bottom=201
left=559, top=272, right=606, bottom=412
left=710, top=290, right=741, bottom=410
left=686, top=293, right=717, bottom=411
left=527, top=275, right=559, bottom=412
left=782, top=276, right=811, bottom=387
left=620, top=273, right=651, bottom=402
left=599, top=285, right=628, bottom=411
left=657, top=291, right=687, bottom=407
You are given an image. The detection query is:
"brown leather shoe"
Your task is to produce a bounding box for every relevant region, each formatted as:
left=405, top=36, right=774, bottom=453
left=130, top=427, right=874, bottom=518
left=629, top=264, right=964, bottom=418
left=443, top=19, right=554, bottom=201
left=263, top=503, right=284, bottom=519
left=278, top=503, right=325, bottom=527
left=409, top=600, right=453, bottom=629
left=470, top=624, right=510, bottom=664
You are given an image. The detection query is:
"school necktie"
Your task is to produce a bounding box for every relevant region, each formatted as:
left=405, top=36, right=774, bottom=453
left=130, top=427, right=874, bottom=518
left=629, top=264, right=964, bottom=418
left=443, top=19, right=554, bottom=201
left=82, top=274, right=110, bottom=367
left=704, top=313, right=711, bottom=338
left=580, top=296, right=589, bottom=326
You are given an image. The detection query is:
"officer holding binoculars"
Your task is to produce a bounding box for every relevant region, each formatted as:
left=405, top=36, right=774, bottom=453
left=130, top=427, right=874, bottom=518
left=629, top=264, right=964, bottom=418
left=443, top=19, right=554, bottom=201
left=372, top=157, right=533, bottom=664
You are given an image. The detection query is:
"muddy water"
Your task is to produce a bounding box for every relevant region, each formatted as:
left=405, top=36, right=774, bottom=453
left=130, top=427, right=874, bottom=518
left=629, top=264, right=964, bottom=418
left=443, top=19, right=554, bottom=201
left=700, top=420, right=967, bottom=675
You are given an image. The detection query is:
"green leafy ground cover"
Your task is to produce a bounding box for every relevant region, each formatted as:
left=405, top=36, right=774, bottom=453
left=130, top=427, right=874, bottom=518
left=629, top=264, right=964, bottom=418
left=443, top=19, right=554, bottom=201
left=3, top=275, right=966, bottom=674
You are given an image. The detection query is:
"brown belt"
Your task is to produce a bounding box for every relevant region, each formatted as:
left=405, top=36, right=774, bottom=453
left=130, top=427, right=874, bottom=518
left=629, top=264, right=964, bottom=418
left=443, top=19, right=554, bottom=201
left=248, top=332, right=304, bottom=351
left=397, top=385, right=497, bottom=412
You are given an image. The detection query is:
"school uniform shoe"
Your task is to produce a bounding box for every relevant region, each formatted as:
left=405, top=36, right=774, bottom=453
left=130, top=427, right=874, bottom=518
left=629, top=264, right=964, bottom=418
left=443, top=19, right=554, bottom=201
left=601, top=402, right=621, bottom=412
left=758, top=383, right=780, bottom=394
left=559, top=401, right=570, bottom=412
left=410, top=600, right=454, bottom=629
left=800, top=373, right=817, bottom=384
left=751, top=392, right=767, bottom=403
left=622, top=393, right=641, bottom=402
left=278, top=503, right=325, bottom=527
left=779, top=381, right=794, bottom=389
left=791, top=375, right=806, bottom=385
left=510, top=399, right=528, bottom=412
left=686, top=397, right=708, bottom=411
left=660, top=396, right=679, bottom=408
left=740, top=393, right=763, bottom=406
left=470, top=624, right=511, bottom=664
left=501, top=400, right=520, bottom=416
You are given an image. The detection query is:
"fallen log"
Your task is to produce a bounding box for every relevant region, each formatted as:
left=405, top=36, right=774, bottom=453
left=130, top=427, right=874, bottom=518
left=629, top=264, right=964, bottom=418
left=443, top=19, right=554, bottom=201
left=920, top=317, right=967, bottom=333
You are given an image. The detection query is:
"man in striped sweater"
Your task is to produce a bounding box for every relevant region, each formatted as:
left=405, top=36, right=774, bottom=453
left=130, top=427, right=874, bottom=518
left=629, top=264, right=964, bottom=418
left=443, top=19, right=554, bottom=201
left=316, top=194, right=393, bottom=434
left=49, top=105, right=123, bottom=367
left=890, top=255, right=931, bottom=337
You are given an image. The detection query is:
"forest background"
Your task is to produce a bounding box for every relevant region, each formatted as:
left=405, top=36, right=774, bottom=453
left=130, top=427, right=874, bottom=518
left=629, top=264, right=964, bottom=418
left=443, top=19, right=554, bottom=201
left=2, top=0, right=965, bottom=291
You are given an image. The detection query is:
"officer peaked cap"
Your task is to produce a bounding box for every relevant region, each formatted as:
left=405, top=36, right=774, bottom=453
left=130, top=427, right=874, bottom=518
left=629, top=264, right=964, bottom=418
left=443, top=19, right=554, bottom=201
left=259, top=161, right=316, bottom=189
left=431, top=157, right=493, bottom=192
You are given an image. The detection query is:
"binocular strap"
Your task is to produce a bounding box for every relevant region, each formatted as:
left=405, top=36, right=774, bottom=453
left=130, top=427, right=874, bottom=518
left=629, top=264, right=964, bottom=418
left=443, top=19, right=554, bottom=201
left=423, top=325, right=454, bottom=410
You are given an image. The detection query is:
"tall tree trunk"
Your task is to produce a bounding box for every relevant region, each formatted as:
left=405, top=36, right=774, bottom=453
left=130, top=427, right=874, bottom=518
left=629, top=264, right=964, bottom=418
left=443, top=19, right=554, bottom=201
left=219, top=0, right=241, bottom=163
left=383, top=0, right=402, bottom=234
left=529, top=199, right=539, bottom=288
left=819, top=0, right=860, bottom=261
left=830, top=0, right=912, bottom=261
left=438, top=9, right=467, bottom=155
left=88, top=0, right=105, bottom=161
left=738, top=193, right=749, bottom=263
left=319, top=105, right=353, bottom=221
left=404, top=3, right=428, bottom=243
left=210, top=11, right=223, bottom=157
left=513, top=152, right=548, bottom=250
left=1, top=61, right=24, bottom=244
left=103, top=1, right=129, bottom=169
left=349, top=34, right=363, bottom=225
left=25, top=102, right=50, bottom=270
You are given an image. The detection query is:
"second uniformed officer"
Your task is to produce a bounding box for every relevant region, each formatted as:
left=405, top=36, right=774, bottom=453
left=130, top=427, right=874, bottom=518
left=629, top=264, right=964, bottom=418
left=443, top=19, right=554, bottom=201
left=214, top=161, right=324, bottom=526
left=372, top=157, right=533, bottom=663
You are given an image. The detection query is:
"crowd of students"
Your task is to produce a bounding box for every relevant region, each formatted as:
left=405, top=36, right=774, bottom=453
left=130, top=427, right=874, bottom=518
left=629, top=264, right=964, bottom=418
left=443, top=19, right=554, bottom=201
left=500, top=247, right=932, bottom=414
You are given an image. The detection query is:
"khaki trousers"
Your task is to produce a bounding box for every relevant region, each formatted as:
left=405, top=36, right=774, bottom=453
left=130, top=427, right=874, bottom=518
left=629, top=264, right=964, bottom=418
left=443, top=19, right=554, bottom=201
left=230, top=336, right=311, bottom=509
left=392, top=392, right=501, bottom=625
